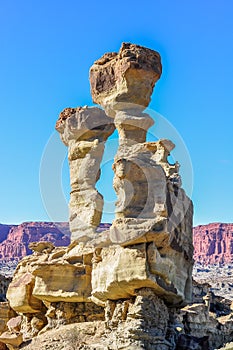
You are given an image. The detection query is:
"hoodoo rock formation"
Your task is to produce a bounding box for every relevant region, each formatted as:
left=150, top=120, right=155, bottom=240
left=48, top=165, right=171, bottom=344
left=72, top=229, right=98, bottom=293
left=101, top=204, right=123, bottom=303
left=1, top=43, right=232, bottom=350
left=89, top=42, right=193, bottom=305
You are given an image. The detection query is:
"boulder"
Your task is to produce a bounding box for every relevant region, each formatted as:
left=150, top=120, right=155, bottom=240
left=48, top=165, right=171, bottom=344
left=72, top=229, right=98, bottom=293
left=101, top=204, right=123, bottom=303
left=0, top=331, right=23, bottom=349
left=91, top=243, right=191, bottom=305
left=32, top=262, right=92, bottom=302
left=6, top=271, right=43, bottom=313
left=90, top=42, right=162, bottom=117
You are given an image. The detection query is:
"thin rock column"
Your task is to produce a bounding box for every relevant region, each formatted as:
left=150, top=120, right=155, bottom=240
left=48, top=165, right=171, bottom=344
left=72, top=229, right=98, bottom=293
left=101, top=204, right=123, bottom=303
left=56, top=106, right=115, bottom=242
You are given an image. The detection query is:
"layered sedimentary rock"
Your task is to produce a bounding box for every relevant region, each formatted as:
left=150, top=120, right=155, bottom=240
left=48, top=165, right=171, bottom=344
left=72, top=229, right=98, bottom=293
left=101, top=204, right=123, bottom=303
left=4, top=256, right=233, bottom=350
left=4, top=243, right=105, bottom=346
left=194, top=223, right=233, bottom=264
left=91, top=243, right=191, bottom=305
left=56, top=106, right=114, bottom=242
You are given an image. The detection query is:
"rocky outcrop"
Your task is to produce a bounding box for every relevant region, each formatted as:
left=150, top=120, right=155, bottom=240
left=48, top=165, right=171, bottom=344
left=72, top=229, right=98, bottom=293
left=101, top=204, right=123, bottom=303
left=3, top=273, right=233, bottom=350
left=194, top=223, right=233, bottom=264
left=56, top=107, right=115, bottom=242
left=178, top=302, right=233, bottom=349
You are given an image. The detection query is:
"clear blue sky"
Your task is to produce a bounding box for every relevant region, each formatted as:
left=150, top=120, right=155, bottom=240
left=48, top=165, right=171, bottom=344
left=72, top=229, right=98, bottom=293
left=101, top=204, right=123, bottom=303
left=0, top=0, right=233, bottom=226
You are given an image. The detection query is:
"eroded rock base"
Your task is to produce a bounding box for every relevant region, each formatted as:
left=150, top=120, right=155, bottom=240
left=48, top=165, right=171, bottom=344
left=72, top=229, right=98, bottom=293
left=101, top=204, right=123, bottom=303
left=1, top=285, right=233, bottom=349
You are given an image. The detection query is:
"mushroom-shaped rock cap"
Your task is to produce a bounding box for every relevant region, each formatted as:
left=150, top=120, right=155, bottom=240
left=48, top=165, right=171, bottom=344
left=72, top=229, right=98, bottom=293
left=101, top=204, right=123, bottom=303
left=90, top=42, right=162, bottom=117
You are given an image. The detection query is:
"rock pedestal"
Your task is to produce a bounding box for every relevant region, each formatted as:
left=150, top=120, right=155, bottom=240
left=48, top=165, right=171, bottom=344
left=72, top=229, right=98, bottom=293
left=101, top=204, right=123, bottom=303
left=56, top=106, right=115, bottom=242
left=90, top=42, right=194, bottom=305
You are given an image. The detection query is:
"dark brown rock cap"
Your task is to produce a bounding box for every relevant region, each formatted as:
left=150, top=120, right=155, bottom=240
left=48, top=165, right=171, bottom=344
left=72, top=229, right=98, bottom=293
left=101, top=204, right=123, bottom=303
left=90, top=43, right=162, bottom=117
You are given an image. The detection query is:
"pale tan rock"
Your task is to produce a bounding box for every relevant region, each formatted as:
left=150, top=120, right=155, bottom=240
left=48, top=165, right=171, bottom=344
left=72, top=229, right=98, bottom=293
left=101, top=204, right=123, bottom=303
left=20, top=312, right=47, bottom=339
left=114, top=111, right=154, bottom=145
left=146, top=139, right=181, bottom=181
left=56, top=106, right=114, bottom=145
left=6, top=244, right=95, bottom=312
left=32, top=262, right=92, bottom=302
left=90, top=42, right=162, bottom=117
left=112, top=142, right=168, bottom=220
left=29, top=241, right=55, bottom=254
left=85, top=230, right=112, bottom=249
left=63, top=243, right=93, bottom=265
left=109, top=112, right=172, bottom=251
left=11, top=321, right=106, bottom=350
left=6, top=272, right=43, bottom=313
left=107, top=112, right=194, bottom=304
left=56, top=106, right=115, bottom=242
left=0, top=331, right=23, bottom=348
left=110, top=137, right=193, bottom=265
left=91, top=243, right=191, bottom=305
left=110, top=217, right=168, bottom=246
left=6, top=316, right=21, bottom=333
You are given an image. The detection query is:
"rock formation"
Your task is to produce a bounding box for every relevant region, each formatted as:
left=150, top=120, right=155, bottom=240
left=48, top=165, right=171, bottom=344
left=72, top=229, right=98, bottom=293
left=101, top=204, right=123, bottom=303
left=194, top=223, right=233, bottom=264
left=90, top=42, right=193, bottom=305
left=2, top=43, right=232, bottom=349
left=56, top=106, right=115, bottom=242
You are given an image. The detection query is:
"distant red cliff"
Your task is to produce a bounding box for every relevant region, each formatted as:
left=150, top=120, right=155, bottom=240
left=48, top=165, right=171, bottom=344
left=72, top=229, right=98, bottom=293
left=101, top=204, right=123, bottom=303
left=0, top=222, right=71, bottom=261
left=193, top=223, right=233, bottom=264
left=0, top=222, right=233, bottom=264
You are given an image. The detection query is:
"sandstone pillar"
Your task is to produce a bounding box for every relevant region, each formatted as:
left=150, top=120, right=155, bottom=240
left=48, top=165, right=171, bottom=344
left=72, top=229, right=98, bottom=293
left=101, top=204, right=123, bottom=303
left=56, top=106, right=115, bottom=242
left=90, top=43, right=194, bottom=304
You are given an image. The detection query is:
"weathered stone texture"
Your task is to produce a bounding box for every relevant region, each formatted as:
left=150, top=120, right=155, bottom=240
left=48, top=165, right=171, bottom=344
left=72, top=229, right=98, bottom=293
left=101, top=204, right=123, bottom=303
left=90, top=42, right=162, bottom=117
left=91, top=243, right=191, bottom=305
left=56, top=106, right=115, bottom=242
